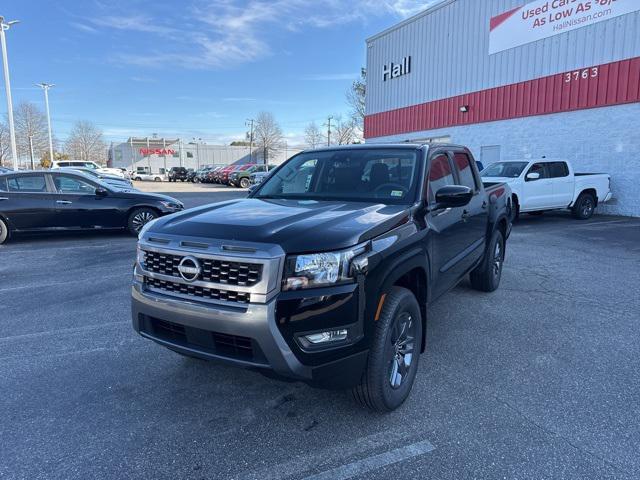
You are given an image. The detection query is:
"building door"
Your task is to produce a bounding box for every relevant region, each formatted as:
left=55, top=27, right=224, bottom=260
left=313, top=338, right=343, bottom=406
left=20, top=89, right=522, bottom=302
left=481, top=146, right=501, bottom=167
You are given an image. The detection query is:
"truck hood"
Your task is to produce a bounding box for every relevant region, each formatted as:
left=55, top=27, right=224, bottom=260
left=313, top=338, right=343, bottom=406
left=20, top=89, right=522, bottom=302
left=149, top=198, right=410, bottom=253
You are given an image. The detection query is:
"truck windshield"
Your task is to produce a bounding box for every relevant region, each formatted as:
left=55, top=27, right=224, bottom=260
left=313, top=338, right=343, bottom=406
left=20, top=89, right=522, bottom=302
left=481, top=162, right=529, bottom=178
left=255, top=149, right=421, bottom=204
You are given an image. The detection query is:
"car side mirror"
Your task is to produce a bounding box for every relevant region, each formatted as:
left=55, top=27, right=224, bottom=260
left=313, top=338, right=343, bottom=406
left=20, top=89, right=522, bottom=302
left=96, top=187, right=108, bottom=197
left=526, top=172, right=541, bottom=181
left=434, top=185, right=473, bottom=209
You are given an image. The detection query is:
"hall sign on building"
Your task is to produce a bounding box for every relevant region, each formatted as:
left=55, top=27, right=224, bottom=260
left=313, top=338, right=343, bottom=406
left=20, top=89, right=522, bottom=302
left=383, top=56, right=411, bottom=81
left=489, top=0, right=640, bottom=54
left=139, top=148, right=175, bottom=156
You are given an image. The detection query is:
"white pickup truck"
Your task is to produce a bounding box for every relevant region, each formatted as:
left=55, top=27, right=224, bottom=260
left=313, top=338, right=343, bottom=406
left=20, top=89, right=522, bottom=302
left=481, top=160, right=611, bottom=220
left=131, top=167, right=166, bottom=182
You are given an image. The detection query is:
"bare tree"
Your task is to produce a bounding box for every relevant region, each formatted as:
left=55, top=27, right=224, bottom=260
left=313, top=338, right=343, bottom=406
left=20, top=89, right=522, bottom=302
left=304, top=121, right=324, bottom=149
left=333, top=116, right=356, bottom=145
left=0, top=120, right=10, bottom=167
left=65, top=121, right=107, bottom=163
left=346, top=68, right=366, bottom=131
left=254, top=111, right=283, bottom=163
left=14, top=102, right=49, bottom=165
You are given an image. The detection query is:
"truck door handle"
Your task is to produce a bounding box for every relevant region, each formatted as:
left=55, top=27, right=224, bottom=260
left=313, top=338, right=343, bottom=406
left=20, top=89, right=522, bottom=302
left=56, top=200, right=72, bottom=205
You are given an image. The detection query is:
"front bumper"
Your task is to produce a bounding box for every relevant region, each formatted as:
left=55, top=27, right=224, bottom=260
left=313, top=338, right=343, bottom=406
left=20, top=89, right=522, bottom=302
left=132, top=280, right=368, bottom=388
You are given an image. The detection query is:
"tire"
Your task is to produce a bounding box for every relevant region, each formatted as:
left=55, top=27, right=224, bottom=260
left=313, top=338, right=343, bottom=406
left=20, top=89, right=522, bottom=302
left=127, top=208, right=158, bottom=236
left=240, top=178, right=251, bottom=189
left=351, top=286, right=422, bottom=412
left=0, top=217, right=11, bottom=245
left=470, top=229, right=505, bottom=293
left=154, top=177, right=161, bottom=182
left=134, top=177, right=142, bottom=181
left=572, top=193, right=596, bottom=220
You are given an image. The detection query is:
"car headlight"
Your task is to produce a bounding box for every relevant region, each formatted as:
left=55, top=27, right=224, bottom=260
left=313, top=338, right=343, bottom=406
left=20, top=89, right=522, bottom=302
left=160, top=201, right=183, bottom=210
left=283, top=243, right=368, bottom=291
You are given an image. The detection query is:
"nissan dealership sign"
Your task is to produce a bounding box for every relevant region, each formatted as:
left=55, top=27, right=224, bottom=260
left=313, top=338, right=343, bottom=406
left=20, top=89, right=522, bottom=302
left=489, top=0, right=640, bottom=54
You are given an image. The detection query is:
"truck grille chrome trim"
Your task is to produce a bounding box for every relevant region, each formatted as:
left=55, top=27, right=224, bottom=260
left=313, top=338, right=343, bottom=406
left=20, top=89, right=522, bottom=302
left=144, top=277, right=251, bottom=304
left=136, top=238, right=285, bottom=305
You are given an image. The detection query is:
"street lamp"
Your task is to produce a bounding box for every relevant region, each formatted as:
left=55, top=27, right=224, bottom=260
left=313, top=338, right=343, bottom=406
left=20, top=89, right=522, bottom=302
left=36, top=83, right=55, bottom=165
left=0, top=16, right=19, bottom=170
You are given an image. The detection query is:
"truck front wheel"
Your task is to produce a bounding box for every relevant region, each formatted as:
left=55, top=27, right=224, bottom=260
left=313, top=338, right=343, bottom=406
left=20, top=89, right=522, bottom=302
left=470, top=229, right=505, bottom=292
left=572, top=193, right=596, bottom=220
left=351, top=286, right=422, bottom=412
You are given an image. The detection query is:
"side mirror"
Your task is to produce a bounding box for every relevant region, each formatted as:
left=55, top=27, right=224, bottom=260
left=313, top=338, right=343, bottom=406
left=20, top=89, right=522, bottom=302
left=96, top=187, right=108, bottom=197
left=434, top=185, right=473, bottom=209
left=526, top=172, right=541, bottom=181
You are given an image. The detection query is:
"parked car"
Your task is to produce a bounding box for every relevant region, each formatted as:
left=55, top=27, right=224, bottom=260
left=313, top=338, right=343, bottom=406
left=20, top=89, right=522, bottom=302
left=168, top=167, right=189, bottom=182
left=132, top=168, right=166, bottom=182
left=132, top=143, right=511, bottom=412
left=229, top=164, right=276, bottom=188
left=481, top=159, right=611, bottom=220
left=213, top=165, right=237, bottom=184
left=51, top=160, right=126, bottom=178
left=186, top=169, right=196, bottom=182
left=0, top=170, right=183, bottom=244
left=58, top=167, right=134, bottom=189
left=249, top=170, right=270, bottom=186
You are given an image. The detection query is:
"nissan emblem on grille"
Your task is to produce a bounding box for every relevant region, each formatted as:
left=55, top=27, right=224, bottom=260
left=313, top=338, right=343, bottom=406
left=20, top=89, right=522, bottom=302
left=177, top=256, right=201, bottom=282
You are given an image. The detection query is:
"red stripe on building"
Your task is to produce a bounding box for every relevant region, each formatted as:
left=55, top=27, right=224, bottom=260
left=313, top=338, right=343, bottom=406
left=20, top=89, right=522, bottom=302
left=489, top=6, right=522, bottom=31
left=365, top=57, right=640, bottom=139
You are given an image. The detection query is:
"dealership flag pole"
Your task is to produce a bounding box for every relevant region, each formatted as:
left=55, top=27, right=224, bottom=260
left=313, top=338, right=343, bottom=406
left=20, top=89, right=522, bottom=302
left=0, top=17, right=19, bottom=171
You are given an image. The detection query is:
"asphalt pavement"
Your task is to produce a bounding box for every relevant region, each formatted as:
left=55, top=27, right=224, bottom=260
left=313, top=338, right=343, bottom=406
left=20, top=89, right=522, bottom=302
left=1, top=192, right=639, bottom=480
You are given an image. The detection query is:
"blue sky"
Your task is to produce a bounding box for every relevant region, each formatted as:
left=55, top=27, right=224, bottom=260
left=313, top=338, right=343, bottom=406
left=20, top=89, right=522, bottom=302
left=2, top=0, right=435, bottom=146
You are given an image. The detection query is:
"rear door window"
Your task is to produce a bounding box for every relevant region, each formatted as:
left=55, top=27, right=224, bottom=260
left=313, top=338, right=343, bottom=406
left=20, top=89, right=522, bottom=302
left=7, top=174, right=48, bottom=192
left=452, top=152, right=478, bottom=191
left=547, top=162, right=569, bottom=178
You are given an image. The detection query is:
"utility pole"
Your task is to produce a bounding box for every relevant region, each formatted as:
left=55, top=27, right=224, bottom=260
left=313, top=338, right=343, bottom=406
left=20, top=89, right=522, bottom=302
left=36, top=83, right=55, bottom=166
left=0, top=16, right=19, bottom=170
left=325, top=116, right=333, bottom=146
left=245, top=118, right=255, bottom=162
left=28, top=135, right=34, bottom=170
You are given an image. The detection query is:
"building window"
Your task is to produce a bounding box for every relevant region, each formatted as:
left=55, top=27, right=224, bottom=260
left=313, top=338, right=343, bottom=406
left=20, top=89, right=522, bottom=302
left=187, top=152, right=193, bottom=158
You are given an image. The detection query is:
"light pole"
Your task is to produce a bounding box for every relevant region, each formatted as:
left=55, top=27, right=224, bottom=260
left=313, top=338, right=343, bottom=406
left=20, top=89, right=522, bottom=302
left=36, top=83, right=55, bottom=165
left=0, top=17, right=19, bottom=170
left=245, top=118, right=255, bottom=162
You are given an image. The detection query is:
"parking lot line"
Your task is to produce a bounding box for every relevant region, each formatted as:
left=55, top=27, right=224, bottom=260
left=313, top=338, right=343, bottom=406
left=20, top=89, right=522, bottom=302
left=301, top=440, right=436, bottom=480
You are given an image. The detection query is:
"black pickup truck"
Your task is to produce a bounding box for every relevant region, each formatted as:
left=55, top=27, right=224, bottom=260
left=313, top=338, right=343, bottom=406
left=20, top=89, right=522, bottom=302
left=132, top=144, right=511, bottom=411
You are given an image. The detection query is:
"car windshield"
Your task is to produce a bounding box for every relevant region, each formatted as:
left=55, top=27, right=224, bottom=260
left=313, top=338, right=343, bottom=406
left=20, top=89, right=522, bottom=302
left=481, top=162, right=529, bottom=178
left=255, top=148, right=421, bottom=204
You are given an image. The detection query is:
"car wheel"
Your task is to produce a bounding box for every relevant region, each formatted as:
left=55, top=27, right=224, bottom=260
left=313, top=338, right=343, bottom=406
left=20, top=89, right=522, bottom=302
left=134, top=177, right=142, bottom=181
left=470, top=229, right=505, bottom=293
left=0, top=217, right=11, bottom=245
left=240, top=178, right=251, bottom=189
left=154, top=177, right=161, bottom=182
left=351, top=286, right=422, bottom=412
left=572, top=193, right=596, bottom=220
left=127, top=208, right=158, bottom=236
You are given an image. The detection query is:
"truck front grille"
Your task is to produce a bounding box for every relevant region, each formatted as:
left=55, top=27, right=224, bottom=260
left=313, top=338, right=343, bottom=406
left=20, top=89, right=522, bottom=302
left=144, top=277, right=250, bottom=304
left=143, top=250, right=263, bottom=287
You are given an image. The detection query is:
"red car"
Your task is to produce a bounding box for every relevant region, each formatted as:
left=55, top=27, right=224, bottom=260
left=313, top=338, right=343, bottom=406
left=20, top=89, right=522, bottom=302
left=219, top=164, right=257, bottom=185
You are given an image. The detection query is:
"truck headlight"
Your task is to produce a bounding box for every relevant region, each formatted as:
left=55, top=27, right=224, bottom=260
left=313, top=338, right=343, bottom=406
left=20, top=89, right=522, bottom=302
left=283, top=244, right=367, bottom=291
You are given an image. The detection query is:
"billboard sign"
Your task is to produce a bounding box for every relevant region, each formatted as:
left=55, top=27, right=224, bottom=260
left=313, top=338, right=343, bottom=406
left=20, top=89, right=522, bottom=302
left=489, top=0, right=640, bottom=54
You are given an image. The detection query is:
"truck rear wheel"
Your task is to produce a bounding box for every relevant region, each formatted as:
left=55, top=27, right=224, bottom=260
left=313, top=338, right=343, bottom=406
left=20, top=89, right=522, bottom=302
left=470, top=229, right=504, bottom=292
left=572, top=193, right=596, bottom=220
left=351, top=286, right=422, bottom=412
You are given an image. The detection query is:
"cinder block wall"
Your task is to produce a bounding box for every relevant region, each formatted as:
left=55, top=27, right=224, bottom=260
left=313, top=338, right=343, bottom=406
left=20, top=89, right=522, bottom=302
left=369, top=103, right=640, bottom=217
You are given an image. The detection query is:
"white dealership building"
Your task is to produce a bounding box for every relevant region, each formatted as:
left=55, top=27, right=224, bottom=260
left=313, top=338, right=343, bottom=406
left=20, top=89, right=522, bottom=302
left=365, top=0, right=640, bottom=216
left=108, top=137, right=302, bottom=173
